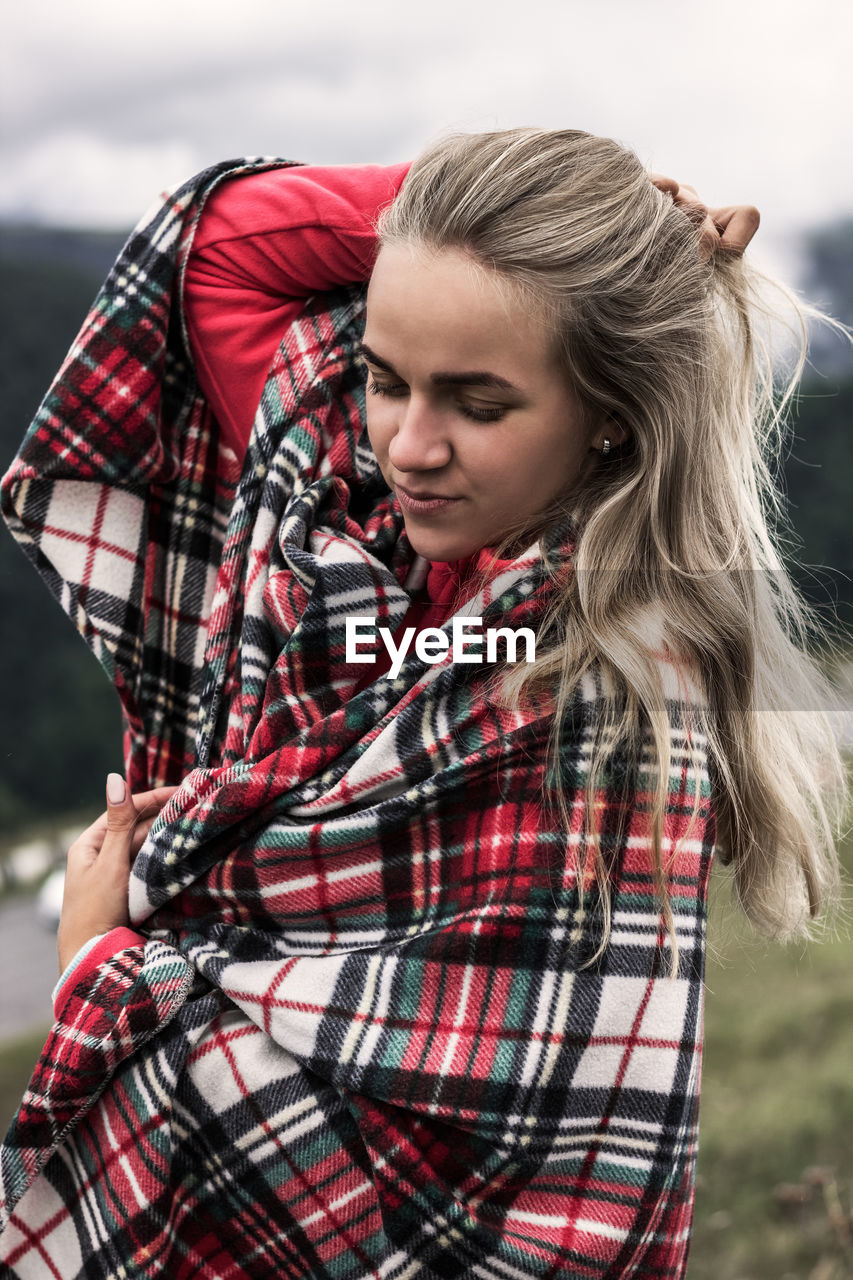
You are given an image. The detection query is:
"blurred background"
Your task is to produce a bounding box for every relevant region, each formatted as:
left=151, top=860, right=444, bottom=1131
left=1, top=2, right=851, bottom=1275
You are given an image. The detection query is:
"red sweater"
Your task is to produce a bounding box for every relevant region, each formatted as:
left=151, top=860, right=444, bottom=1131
left=183, top=162, right=409, bottom=458
left=55, top=163, right=511, bottom=1010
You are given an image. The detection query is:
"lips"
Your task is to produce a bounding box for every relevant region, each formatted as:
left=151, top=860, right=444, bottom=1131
left=396, top=483, right=459, bottom=501
left=394, top=484, right=463, bottom=517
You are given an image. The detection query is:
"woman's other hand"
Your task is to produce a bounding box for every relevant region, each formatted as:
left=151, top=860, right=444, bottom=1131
left=57, top=776, right=179, bottom=974
left=650, top=173, right=761, bottom=261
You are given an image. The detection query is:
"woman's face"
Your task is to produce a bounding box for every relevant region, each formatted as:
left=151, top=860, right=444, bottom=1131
left=362, top=243, right=599, bottom=563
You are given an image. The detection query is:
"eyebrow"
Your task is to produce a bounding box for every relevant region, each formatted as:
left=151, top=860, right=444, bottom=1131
left=357, top=342, right=521, bottom=392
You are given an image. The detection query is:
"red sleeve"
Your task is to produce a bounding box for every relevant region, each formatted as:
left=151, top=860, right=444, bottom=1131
left=184, top=162, right=410, bottom=458
left=52, top=927, right=148, bottom=1020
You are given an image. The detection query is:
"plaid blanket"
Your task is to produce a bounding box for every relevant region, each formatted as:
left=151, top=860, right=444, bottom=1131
left=0, top=159, right=715, bottom=1278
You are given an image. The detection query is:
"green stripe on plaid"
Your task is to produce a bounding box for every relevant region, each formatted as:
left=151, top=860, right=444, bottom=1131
left=0, top=158, right=715, bottom=1278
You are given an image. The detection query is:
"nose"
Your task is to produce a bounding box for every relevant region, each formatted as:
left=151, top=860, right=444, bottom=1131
left=385, top=394, right=453, bottom=473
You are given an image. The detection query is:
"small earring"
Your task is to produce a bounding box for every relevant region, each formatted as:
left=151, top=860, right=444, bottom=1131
left=601, top=437, right=612, bottom=456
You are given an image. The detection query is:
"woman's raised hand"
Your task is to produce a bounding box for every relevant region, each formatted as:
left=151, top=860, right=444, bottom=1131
left=650, top=173, right=761, bottom=261
left=57, top=776, right=179, bottom=974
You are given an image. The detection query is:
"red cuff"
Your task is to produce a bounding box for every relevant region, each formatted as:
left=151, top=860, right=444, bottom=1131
left=53, top=927, right=148, bottom=1019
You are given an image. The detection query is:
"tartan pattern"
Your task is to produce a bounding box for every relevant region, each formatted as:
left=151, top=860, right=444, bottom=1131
left=0, top=160, right=715, bottom=1278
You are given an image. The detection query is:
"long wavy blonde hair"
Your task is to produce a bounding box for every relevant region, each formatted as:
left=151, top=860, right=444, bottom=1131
left=378, top=127, right=849, bottom=962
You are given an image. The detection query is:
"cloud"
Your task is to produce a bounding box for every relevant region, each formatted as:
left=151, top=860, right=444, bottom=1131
left=1, top=0, right=851, bottom=279
left=0, top=132, right=198, bottom=228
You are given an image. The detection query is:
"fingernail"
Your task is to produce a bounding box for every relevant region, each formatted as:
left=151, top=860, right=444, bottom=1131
left=107, top=773, right=126, bottom=805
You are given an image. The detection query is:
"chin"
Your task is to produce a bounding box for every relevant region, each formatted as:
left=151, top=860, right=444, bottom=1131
left=404, top=527, right=480, bottom=564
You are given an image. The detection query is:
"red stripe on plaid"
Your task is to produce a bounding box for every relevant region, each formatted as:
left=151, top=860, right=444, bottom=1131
left=0, top=157, right=714, bottom=1278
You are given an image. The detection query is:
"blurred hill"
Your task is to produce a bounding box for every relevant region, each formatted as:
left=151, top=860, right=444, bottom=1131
left=802, top=219, right=853, bottom=379
left=0, top=225, right=128, bottom=834
left=0, top=225, right=127, bottom=281
left=0, top=218, right=851, bottom=837
left=770, top=216, right=853, bottom=645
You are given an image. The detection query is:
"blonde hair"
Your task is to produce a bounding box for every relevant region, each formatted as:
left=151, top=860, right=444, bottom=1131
left=379, top=127, right=849, bottom=962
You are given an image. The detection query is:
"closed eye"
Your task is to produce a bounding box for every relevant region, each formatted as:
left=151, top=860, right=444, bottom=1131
left=459, top=402, right=506, bottom=423
left=367, top=378, right=408, bottom=398
left=368, top=379, right=507, bottom=423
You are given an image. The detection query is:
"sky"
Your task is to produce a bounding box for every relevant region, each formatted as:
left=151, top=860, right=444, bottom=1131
left=1, top=0, right=852, bottom=291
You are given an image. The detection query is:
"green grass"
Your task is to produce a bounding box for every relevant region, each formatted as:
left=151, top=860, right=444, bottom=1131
left=690, top=835, right=853, bottom=1279
left=0, top=1026, right=51, bottom=1135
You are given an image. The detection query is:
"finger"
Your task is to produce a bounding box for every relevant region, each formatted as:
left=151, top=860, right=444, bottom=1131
left=651, top=175, right=705, bottom=212
left=674, top=192, right=710, bottom=228
left=93, top=775, right=146, bottom=883
left=106, top=773, right=143, bottom=834
left=128, top=784, right=181, bottom=819
left=709, top=204, right=761, bottom=253
left=105, top=778, right=180, bottom=831
left=66, top=783, right=179, bottom=864
left=698, top=214, right=722, bottom=263
left=103, top=775, right=184, bottom=867
left=126, top=783, right=178, bottom=803
left=129, top=814, right=161, bottom=858
left=666, top=188, right=712, bottom=238
left=65, top=800, right=134, bottom=881
left=132, top=793, right=180, bottom=825
left=71, top=810, right=109, bottom=848
left=650, top=172, right=679, bottom=198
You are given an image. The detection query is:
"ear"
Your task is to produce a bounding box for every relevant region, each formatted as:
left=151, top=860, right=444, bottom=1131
left=592, top=415, right=631, bottom=453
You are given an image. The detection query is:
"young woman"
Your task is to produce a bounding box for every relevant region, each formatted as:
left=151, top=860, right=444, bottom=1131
left=0, top=129, right=845, bottom=1278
